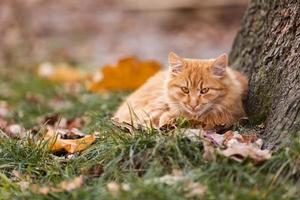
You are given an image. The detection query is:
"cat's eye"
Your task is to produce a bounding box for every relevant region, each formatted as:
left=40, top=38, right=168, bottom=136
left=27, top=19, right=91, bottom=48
left=181, top=87, right=189, bottom=94
left=200, top=88, right=209, bottom=94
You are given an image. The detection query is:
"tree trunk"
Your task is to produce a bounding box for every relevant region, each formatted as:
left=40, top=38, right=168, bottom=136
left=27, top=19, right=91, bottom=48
left=229, top=0, right=300, bottom=149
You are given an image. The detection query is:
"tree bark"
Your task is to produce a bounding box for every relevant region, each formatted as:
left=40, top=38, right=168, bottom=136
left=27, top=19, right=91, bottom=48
left=229, top=0, right=300, bottom=149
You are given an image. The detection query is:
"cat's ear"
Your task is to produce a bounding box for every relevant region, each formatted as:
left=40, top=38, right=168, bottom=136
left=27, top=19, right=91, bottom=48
left=211, top=53, right=228, bottom=78
left=168, top=52, right=183, bottom=75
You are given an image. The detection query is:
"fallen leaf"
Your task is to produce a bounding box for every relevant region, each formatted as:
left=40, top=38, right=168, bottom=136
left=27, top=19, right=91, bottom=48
left=44, top=127, right=96, bottom=153
left=32, top=176, right=83, bottom=194
left=0, top=101, right=10, bottom=118
left=0, top=118, right=8, bottom=129
left=38, top=113, right=87, bottom=130
left=181, top=128, right=202, bottom=141
left=185, top=181, right=206, bottom=199
left=18, top=181, right=30, bottom=191
left=6, top=124, right=27, bottom=139
left=220, top=143, right=271, bottom=163
left=38, top=113, right=60, bottom=126
left=12, top=170, right=31, bottom=191
left=145, top=170, right=206, bottom=198
left=202, top=130, right=271, bottom=163
left=87, top=57, right=161, bottom=92
left=148, top=174, right=187, bottom=185
left=12, top=170, right=23, bottom=179
left=241, top=133, right=258, bottom=144
left=222, top=130, right=235, bottom=145
left=66, top=117, right=87, bottom=129
left=107, top=182, right=121, bottom=194
left=202, top=140, right=216, bottom=161
left=59, top=176, right=84, bottom=191
left=202, top=131, right=224, bottom=147
left=38, top=62, right=90, bottom=82
left=107, top=181, right=130, bottom=197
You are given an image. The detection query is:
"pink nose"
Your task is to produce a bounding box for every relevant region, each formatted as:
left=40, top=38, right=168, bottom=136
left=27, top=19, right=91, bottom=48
left=189, top=99, right=198, bottom=110
left=188, top=103, right=198, bottom=110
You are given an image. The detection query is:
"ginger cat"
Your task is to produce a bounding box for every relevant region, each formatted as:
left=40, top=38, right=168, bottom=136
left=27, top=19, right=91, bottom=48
left=113, top=52, right=248, bottom=130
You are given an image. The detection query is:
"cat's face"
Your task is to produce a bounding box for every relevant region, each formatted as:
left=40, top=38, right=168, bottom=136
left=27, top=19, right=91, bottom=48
left=166, top=52, right=228, bottom=116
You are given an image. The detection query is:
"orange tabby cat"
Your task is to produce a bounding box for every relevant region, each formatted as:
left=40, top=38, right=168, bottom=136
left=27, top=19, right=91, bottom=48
left=113, top=52, right=248, bottom=130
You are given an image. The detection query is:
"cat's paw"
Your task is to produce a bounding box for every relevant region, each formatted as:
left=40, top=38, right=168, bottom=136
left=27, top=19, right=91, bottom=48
left=158, top=113, right=175, bottom=128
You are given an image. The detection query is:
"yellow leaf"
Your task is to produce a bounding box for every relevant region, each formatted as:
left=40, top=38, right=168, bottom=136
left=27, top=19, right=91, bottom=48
left=44, top=127, right=95, bottom=153
left=87, top=57, right=161, bottom=92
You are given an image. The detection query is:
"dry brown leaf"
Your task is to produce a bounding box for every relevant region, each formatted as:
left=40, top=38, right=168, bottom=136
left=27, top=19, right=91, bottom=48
left=59, top=176, right=84, bottom=191
left=38, top=113, right=87, bottom=130
left=202, top=131, right=224, bottom=147
left=181, top=128, right=202, bottom=141
left=32, top=176, right=83, bottom=194
left=107, top=181, right=130, bottom=197
left=38, top=62, right=90, bottom=82
left=148, top=174, right=187, bottom=185
left=185, top=181, right=206, bottom=199
left=145, top=170, right=206, bottom=198
left=202, top=130, right=271, bottom=163
left=0, top=101, right=10, bottom=118
left=241, top=133, right=258, bottom=144
left=220, top=143, right=271, bottom=163
left=6, top=124, right=27, bottom=139
left=106, top=170, right=205, bottom=198
left=12, top=170, right=23, bottom=179
left=222, top=130, right=234, bottom=145
left=87, top=57, right=161, bottom=92
left=44, top=127, right=95, bottom=153
left=107, top=181, right=121, bottom=195
left=12, top=170, right=31, bottom=191
left=202, top=140, right=216, bottom=161
left=0, top=118, right=8, bottom=129
left=18, top=181, right=30, bottom=191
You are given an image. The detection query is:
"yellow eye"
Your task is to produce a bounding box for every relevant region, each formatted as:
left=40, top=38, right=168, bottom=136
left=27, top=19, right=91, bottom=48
left=200, top=88, right=209, bottom=94
left=181, top=87, right=189, bottom=94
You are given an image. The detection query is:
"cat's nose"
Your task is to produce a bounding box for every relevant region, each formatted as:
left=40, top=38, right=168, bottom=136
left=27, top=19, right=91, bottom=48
left=191, top=105, right=197, bottom=110
left=189, top=99, right=198, bottom=110
left=188, top=104, right=197, bottom=110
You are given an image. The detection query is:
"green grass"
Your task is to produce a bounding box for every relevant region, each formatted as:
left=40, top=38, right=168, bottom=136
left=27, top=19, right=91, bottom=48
left=0, top=70, right=300, bottom=200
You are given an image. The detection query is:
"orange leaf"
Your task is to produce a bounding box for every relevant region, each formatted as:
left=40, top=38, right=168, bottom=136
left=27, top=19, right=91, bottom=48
left=87, top=57, right=161, bottom=92
left=44, top=128, right=95, bottom=153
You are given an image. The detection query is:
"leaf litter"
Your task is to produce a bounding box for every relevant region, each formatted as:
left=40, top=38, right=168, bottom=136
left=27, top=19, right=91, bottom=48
left=37, top=57, right=161, bottom=92
left=110, top=119, right=271, bottom=163
left=184, top=129, right=271, bottom=163
left=32, top=176, right=84, bottom=194
left=107, top=170, right=206, bottom=199
left=87, top=57, right=161, bottom=92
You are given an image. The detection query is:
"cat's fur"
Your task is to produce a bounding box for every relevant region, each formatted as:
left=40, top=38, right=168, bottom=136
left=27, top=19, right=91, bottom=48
left=113, top=52, right=248, bottom=130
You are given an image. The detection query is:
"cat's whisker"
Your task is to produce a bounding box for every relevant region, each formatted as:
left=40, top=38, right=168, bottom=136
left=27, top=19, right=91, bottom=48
left=197, top=103, right=213, bottom=116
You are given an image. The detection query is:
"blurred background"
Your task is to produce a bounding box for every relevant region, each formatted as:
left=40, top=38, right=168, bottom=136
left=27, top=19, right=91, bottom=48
left=0, top=0, right=248, bottom=68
